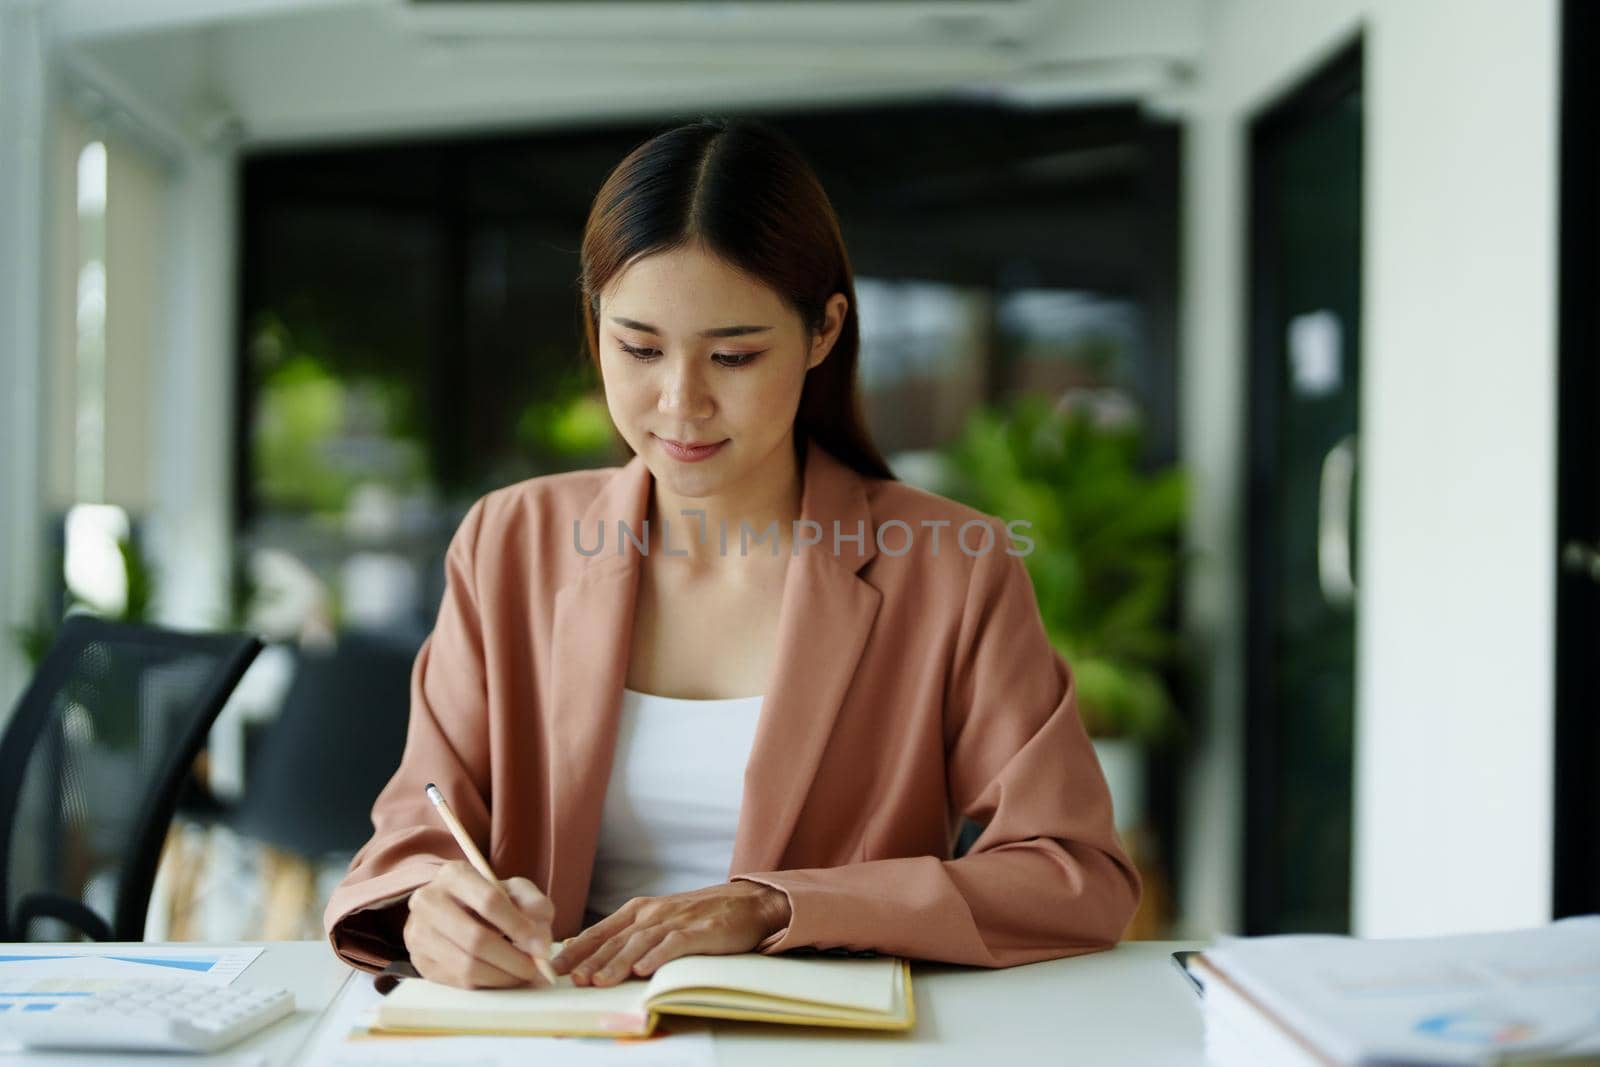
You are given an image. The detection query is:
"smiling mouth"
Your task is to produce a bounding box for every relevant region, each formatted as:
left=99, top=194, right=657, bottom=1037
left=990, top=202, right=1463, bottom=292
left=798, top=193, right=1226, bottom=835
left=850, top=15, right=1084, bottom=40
left=658, top=436, right=724, bottom=448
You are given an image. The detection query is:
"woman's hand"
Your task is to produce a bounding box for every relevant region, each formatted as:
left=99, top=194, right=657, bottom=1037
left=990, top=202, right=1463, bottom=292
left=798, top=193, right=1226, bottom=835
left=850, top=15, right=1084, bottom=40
left=551, top=882, right=792, bottom=987
left=403, top=860, right=556, bottom=989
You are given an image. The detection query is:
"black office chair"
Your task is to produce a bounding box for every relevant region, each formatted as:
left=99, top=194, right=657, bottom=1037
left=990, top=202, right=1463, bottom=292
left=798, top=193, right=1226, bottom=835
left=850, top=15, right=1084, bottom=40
left=0, top=614, right=262, bottom=941
left=227, top=628, right=420, bottom=862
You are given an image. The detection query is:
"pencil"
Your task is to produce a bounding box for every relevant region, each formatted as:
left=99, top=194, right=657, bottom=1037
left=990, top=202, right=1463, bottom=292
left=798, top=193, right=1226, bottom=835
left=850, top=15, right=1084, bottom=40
left=425, top=782, right=559, bottom=985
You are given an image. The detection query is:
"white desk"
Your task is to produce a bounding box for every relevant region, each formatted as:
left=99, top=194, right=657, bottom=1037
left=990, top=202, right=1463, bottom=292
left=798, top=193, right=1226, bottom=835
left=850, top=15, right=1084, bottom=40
left=706, top=940, right=1209, bottom=1065
left=2, top=940, right=1209, bottom=1065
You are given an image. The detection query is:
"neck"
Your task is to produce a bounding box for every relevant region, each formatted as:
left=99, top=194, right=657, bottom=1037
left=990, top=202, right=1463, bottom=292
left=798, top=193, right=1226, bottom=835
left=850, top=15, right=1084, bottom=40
left=648, top=436, right=806, bottom=568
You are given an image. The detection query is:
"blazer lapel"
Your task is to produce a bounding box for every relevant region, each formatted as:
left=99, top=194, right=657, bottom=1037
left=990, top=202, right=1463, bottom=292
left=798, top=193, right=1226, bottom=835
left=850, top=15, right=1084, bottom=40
left=728, top=441, right=881, bottom=877
left=541, top=438, right=881, bottom=932
left=543, top=453, right=650, bottom=932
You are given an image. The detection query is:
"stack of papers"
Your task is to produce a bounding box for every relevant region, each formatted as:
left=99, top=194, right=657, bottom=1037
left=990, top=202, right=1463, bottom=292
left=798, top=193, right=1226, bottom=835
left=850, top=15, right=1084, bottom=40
left=1189, top=914, right=1600, bottom=1066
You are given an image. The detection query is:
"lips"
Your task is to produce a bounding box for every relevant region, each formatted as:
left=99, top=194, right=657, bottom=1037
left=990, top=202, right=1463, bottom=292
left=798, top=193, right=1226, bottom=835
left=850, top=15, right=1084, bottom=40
left=655, top=435, right=727, bottom=462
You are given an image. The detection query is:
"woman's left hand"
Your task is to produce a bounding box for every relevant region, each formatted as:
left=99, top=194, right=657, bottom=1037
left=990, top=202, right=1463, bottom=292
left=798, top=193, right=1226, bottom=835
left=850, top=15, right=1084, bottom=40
left=550, top=882, right=792, bottom=986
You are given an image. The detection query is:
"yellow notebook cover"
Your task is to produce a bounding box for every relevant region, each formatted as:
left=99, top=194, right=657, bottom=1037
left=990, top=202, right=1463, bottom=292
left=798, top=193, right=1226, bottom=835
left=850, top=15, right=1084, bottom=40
left=374, top=947, right=915, bottom=1039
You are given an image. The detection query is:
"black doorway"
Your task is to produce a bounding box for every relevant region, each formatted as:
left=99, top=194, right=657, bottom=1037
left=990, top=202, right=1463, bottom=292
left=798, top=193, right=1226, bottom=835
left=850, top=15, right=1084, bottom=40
left=1554, top=0, right=1600, bottom=920
left=1243, top=38, right=1364, bottom=936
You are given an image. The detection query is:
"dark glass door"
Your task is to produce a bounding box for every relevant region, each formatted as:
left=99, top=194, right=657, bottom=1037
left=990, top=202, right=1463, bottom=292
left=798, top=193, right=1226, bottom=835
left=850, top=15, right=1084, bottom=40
left=1555, top=0, right=1599, bottom=920
left=1244, top=40, right=1364, bottom=935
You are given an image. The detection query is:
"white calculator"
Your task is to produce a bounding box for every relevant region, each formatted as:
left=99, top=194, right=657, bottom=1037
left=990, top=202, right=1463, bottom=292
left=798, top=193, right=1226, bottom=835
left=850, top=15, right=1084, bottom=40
left=1, top=978, right=295, bottom=1053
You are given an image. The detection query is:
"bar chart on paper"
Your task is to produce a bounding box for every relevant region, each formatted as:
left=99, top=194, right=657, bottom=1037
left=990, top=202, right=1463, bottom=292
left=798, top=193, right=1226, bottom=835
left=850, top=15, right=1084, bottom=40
left=0, top=946, right=265, bottom=1018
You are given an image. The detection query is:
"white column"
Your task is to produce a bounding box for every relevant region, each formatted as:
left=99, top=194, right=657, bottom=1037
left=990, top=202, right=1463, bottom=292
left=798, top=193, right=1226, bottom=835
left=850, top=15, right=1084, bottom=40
left=1352, top=0, right=1559, bottom=936
left=146, top=141, right=239, bottom=631
left=0, top=0, right=52, bottom=712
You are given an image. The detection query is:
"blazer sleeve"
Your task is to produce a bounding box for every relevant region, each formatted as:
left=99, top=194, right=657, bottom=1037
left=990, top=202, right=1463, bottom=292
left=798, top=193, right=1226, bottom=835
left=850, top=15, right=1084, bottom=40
left=730, top=518, right=1143, bottom=967
left=321, top=497, right=496, bottom=973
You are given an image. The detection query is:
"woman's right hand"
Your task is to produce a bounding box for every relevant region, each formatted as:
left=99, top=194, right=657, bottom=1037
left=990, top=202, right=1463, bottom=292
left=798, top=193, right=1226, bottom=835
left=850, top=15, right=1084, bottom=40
left=402, top=860, right=556, bottom=989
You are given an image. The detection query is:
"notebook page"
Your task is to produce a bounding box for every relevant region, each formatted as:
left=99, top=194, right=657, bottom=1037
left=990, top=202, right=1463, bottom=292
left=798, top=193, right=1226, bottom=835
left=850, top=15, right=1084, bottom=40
left=645, top=953, right=898, bottom=1014
left=656, top=980, right=903, bottom=1024
left=379, top=971, right=650, bottom=1027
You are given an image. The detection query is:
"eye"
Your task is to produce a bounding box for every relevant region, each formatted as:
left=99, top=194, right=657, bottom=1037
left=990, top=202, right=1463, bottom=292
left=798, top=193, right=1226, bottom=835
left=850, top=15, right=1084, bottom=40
left=618, top=340, right=659, bottom=360
left=617, top=340, right=763, bottom=368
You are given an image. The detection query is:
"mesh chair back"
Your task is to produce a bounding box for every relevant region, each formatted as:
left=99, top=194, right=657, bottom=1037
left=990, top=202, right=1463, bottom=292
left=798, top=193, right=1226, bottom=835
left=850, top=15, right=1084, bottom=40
left=0, top=615, right=262, bottom=941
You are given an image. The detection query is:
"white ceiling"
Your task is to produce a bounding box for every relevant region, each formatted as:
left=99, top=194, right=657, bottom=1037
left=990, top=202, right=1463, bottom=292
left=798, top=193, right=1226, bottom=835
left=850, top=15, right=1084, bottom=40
left=51, top=0, right=1202, bottom=151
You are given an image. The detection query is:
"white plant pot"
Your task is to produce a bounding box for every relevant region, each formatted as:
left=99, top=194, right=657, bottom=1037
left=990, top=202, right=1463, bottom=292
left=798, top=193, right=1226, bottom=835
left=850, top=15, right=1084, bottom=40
left=1091, top=737, right=1146, bottom=832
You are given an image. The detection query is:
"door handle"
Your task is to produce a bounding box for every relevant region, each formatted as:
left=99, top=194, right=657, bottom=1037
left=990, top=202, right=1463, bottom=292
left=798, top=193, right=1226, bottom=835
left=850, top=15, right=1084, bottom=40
left=1562, top=539, right=1600, bottom=583
left=1317, top=433, right=1358, bottom=607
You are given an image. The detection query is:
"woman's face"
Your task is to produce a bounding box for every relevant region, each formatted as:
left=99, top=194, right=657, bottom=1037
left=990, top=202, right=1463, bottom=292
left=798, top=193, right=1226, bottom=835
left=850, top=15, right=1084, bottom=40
left=597, top=242, right=845, bottom=502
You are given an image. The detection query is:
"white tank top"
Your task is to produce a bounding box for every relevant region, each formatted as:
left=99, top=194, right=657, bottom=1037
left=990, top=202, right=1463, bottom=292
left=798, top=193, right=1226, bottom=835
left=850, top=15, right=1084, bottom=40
left=583, top=686, right=765, bottom=926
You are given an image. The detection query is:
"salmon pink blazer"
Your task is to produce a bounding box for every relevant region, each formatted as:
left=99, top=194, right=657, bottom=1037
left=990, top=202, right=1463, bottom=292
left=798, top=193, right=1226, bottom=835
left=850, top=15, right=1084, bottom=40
left=323, top=435, right=1142, bottom=971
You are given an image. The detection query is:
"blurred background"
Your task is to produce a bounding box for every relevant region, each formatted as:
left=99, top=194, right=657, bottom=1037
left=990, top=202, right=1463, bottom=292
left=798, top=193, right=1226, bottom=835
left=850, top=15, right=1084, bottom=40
left=0, top=0, right=1593, bottom=946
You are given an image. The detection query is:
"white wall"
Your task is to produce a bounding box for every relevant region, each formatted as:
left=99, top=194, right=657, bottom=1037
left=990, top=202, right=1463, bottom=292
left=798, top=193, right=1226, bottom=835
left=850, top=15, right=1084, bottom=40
left=0, top=0, right=53, bottom=714
left=1354, top=0, right=1558, bottom=935
left=1180, top=0, right=1559, bottom=937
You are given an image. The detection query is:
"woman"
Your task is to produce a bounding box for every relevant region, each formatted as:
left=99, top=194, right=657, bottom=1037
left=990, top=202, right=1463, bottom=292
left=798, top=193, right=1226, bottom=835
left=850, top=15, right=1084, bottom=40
left=323, top=117, right=1141, bottom=991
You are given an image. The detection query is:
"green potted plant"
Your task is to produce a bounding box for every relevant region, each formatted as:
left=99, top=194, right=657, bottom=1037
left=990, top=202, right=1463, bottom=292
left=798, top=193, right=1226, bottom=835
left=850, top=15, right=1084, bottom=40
left=9, top=524, right=161, bottom=762
left=13, top=529, right=157, bottom=668
left=935, top=392, right=1189, bottom=830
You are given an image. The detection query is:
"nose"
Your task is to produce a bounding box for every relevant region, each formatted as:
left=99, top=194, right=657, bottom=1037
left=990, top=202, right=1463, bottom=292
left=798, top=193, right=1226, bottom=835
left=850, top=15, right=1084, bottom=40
left=657, top=355, right=715, bottom=422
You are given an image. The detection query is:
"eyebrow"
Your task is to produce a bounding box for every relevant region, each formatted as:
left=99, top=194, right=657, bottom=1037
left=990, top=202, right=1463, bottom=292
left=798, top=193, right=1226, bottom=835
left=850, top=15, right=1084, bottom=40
left=608, top=316, right=773, bottom=339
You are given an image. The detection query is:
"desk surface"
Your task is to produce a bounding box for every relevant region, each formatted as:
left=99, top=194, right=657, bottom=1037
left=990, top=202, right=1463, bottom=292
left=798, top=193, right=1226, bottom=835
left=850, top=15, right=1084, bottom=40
left=1, top=939, right=1209, bottom=1065
left=704, top=939, right=1210, bottom=1065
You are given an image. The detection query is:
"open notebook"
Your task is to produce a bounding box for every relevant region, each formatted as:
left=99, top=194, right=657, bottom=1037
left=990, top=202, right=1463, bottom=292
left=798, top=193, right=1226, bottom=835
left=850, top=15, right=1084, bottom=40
left=375, top=945, right=915, bottom=1039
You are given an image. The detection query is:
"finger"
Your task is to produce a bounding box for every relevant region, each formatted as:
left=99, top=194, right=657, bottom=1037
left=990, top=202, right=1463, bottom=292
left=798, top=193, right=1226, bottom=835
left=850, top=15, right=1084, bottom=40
left=552, top=903, right=638, bottom=976
left=419, top=891, right=544, bottom=986
left=440, top=915, right=545, bottom=987
left=463, top=957, right=537, bottom=989
left=441, top=864, right=545, bottom=951
left=409, top=939, right=529, bottom=990
left=431, top=868, right=553, bottom=981
left=441, top=863, right=538, bottom=942
left=501, top=878, right=556, bottom=954
left=502, top=878, right=556, bottom=924
left=572, top=927, right=645, bottom=986
left=409, top=945, right=439, bottom=982
left=592, top=929, right=667, bottom=987
left=451, top=953, right=537, bottom=989
left=631, top=928, right=691, bottom=978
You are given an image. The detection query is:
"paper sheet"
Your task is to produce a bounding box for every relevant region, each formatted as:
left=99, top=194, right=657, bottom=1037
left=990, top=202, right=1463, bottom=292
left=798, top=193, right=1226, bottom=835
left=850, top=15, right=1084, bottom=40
left=0, top=946, right=264, bottom=1021
left=0, top=947, right=269, bottom=1064
left=299, top=971, right=716, bottom=1067
left=0, top=946, right=262, bottom=987
left=1207, top=915, right=1600, bottom=1064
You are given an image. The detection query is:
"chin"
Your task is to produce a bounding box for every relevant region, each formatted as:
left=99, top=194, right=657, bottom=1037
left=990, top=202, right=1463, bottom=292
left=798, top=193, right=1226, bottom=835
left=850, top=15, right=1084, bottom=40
left=653, top=462, right=724, bottom=491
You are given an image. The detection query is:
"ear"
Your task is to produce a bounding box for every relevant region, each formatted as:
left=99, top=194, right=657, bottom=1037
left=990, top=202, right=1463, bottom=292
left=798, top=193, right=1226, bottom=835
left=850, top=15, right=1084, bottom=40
left=807, top=293, right=849, bottom=371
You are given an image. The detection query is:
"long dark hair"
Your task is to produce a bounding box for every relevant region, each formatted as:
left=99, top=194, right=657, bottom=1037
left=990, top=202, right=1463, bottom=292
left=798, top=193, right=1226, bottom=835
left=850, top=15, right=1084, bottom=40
left=578, top=116, right=896, bottom=482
